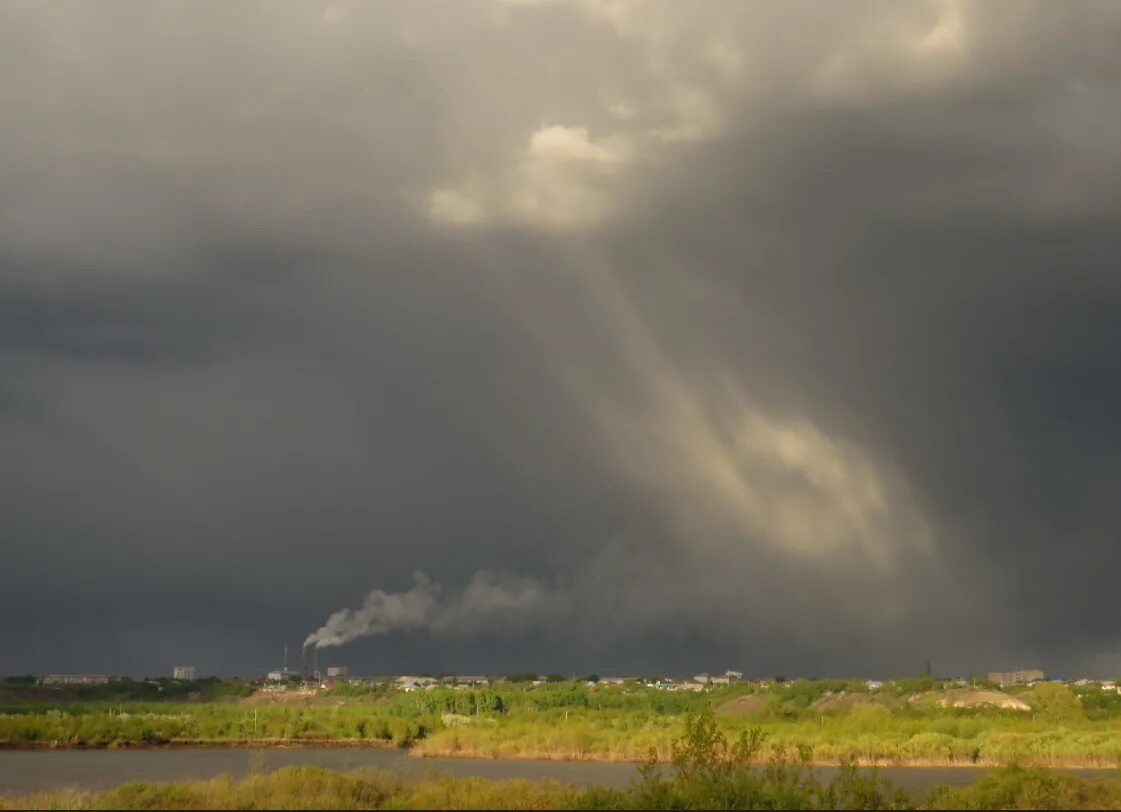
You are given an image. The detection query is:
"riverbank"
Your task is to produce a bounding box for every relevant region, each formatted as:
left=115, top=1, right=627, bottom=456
left=0, top=766, right=578, bottom=811
left=412, top=745, right=1121, bottom=770
left=4, top=760, right=1121, bottom=809
left=5, top=738, right=1119, bottom=770
left=0, top=738, right=401, bottom=751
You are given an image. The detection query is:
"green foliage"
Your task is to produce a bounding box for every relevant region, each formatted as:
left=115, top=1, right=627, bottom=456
left=1028, top=684, right=1083, bottom=722
left=566, top=706, right=910, bottom=810
left=0, top=676, right=253, bottom=704
left=926, top=764, right=1121, bottom=810
left=0, top=675, right=36, bottom=686
left=888, top=676, right=941, bottom=696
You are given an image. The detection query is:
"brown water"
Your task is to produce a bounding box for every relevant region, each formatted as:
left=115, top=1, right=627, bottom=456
left=0, top=748, right=1114, bottom=797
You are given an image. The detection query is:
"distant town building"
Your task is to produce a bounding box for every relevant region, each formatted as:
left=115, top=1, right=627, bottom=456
left=440, top=675, right=489, bottom=686
left=988, top=670, right=1045, bottom=687
left=710, top=676, right=731, bottom=686
left=40, top=674, right=109, bottom=685
left=725, top=670, right=743, bottom=681
left=694, top=673, right=710, bottom=685
left=326, top=666, right=348, bottom=678
left=172, top=666, right=197, bottom=680
left=396, top=676, right=437, bottom=691
left=866, top=680, right=884, bottom=690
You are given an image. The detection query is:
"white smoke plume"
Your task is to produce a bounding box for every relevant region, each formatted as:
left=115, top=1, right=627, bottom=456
left=304, top=570, right=570, bottom=650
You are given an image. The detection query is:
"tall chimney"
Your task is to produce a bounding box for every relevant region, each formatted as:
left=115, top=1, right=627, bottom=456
left=301, top=645, right=307, bottom=678
left=284, top=643, right=288, bottom=672
left=313, top=647, right=319, bottom=680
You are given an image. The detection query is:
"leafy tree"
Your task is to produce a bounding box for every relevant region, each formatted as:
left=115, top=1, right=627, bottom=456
left=1029, top=683, right=1082, bottom=722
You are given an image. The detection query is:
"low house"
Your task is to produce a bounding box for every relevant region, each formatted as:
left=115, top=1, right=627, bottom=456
left=724, top=670, right=743, bottom=681
left=710, top=676, right=731, bottom=687
left=866, top=680, right=884, bottom=690
left=693, top=673, right=710, bottom=685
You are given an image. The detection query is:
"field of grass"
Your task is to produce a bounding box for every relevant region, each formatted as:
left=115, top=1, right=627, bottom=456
left=4, top=676, right=1121, bottom=768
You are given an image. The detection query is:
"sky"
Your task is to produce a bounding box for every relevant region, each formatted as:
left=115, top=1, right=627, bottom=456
left=3, top=0, right=1121, bottom=680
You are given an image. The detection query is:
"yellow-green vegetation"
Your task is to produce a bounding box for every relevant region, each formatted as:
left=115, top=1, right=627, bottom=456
left=4, top=675, right=1121, bottom=768
left=7, top=709, right=1121, bottom=809
left=0, top=767, right=577, bottom=810
left=412, top=679, right=1121, bottom=768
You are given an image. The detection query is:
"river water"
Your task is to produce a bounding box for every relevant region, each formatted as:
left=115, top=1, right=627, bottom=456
left=0, top=748, right=1114, bottom=796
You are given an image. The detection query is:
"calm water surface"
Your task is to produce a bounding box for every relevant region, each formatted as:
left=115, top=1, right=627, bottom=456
left=0, top=748, right=1114, bottom=796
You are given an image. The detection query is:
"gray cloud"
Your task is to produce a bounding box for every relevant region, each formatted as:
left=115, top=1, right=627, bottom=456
left=2, top=0, right=1121, bottom=680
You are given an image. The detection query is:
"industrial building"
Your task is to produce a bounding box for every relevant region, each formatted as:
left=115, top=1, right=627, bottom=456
left=326, top=666, right=348, bottom=678
left=172, top=665, right=197, bottom=680
left=267, top=643, right=305, bottom=682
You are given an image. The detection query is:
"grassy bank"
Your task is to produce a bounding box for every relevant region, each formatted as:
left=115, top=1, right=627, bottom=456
left=7, top=709, right=1121, bottom=810
left=0, top=767, right=577, bottom=810
left=14, top=766, right=1121, bottom=810
left=0, top=704, right=435, bottom=748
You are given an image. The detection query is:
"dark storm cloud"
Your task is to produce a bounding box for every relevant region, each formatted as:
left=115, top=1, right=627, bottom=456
left=3, top=0, right=1121, bottom=679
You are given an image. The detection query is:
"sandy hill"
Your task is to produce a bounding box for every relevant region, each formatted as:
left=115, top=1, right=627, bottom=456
left=714, top=694, right=772, bottom=716
left=909, top=688, right=1030, bottom=711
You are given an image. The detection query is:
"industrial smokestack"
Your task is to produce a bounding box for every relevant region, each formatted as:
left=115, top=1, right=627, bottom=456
left=284, top=643, right=288, bottom=672
left=313, top=646, right=319, bottom=680
left=301, top=645, right=307, bottom=679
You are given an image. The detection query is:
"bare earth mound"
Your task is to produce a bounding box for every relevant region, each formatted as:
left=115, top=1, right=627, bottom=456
left=810, top=691, right=906, bottom=712
left=932, top=688, right=1030, bottom=711
left=244, top=690, right=348, bottom=707
left=715, top=695, right=771, bottom=716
